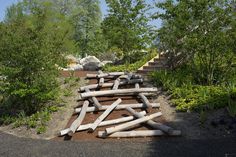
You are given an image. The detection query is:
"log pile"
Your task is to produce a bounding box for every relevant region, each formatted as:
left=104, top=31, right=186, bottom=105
left=59, top=71, right=181, bottom=138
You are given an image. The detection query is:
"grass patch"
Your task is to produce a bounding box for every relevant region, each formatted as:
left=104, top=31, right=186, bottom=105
left=103, top=51, right=157, bottom=72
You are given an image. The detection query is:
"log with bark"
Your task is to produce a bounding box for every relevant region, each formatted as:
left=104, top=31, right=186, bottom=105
left=75, top=103, right=160, bottom=113
left=59, top=111, right=147, bottom=136
left=105, top=112, right=162, bottom=135
left=80, top=88, right=158, bottom=98
left=98, top=130, right=182, bottom=138
left=88, top=98, right=122, bottom=132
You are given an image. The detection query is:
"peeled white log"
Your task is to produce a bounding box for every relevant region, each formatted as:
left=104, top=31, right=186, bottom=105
left=89, top=98, right=122, bottom=132
left=81, top=88, right=158, bottom=98
left=105, top=112, right=162, bottom=135
left=126, top=107, right=175, bottom=134
left=98, top=130, right=182, bottom=138
left=68, top=101, right=89, bottom=136
left=59, top=111, right=147, bottom=136
left=99, top=77, right=104, bottom=86
left=79, top=79, right=143, bottom=92
left=112, top=78, right=120, bottom=90
left=135, top=83, right=152, bottom=108
left=85, top=88, right=102, bottom=109
left=86, top=72, right=125, bottom=78
left=75, top=103, right=160, bottom=113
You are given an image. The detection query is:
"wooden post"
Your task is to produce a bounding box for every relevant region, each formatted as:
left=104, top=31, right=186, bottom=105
left=105, top=112, right=162, bottom=135
left=79, top=79, right=143, bottom=92
left=112, top=78, right=120, bottom=90
left=84, top=88, right=102, bottom=109
left=126, top=107, right=174, bottom=134
left=88, top=98, right=122, bottom=132
left=86, top=72, right=125, bottom=78
left=98, top=130, right=181, bottom=138
left=80, top=88, right=158, bottom=98
left=75, top=103, right=160, bottom=113
left=135, top=83, right=152, bottom=109
left=68, top=100, right=89, bottom=136
left=59, top=111, right=147, bottom=136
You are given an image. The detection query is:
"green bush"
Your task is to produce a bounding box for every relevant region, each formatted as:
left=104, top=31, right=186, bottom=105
left=150, top=67, right=236, bottom=112
left=0, top=4, right=69, bottom=115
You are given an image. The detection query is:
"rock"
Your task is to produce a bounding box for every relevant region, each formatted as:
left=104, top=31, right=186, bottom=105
left=80, top=56, right=102, bottom=71
left=69, top=64, right=83, bottom=70
left=80, top=56, right=101, bottom=65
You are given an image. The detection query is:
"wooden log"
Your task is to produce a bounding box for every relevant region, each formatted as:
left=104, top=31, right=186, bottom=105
left=59, top=111, right=147, bottom=136
left=126, top=107, right=174, bottom=134
left=98, top=130, right=181, bottom=138
left=135, top=83, right=152, bottom=109
left=85, top=88, right=102, bottom=109
left=79, top=79, right=143, bottom=91
left=75, top=103, right=160, bottom=113
left=81, top=88, right=158, bottom=98
left=119, top=74, right=142, bottom=79
left=112, top=78, right=120, bottom=90
left=68, top=101, right=89, bottom=136
left=99, top=77, right=104, bottom=86
left=105, top=112, right=162, bottom=135
left=88, top=98, right=122, bottom=132
left=86, top=72, right=125, bottom=78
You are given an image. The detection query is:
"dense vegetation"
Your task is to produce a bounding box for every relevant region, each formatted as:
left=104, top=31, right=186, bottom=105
left=150, top=0, right=236, bottom=115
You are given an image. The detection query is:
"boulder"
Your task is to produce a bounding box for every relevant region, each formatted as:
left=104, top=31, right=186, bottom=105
left=80, top=56, right=102, bottom=71
left=69, top=64, right=83, bottom=70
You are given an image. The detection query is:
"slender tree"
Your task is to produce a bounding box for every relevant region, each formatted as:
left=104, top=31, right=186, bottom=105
left=102, top=0, right=152, bottom=63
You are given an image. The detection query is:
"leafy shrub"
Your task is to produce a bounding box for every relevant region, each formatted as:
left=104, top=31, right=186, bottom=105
left=150, top=67, right=236, bottom=112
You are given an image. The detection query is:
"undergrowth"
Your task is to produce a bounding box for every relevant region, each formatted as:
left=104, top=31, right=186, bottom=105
left=149, top=67, right=236, bottom=114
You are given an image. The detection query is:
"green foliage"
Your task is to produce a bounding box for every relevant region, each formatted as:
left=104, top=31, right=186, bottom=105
left=103, top=51, right=157, bottom=72
left=0, top=1, right=73, bottom=115
left=154, top=0, right=235, bottom=85
left=71, top=0, right=106, bottom=57
left=150, top=68, right=236, bottom=112
left=11, top=106, right=58, bottom=133
left=102, top=0, right=153, bottom=63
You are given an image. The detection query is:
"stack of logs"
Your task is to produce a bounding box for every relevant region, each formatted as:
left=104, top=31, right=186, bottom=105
left=60, top=71, right=181, bottom=138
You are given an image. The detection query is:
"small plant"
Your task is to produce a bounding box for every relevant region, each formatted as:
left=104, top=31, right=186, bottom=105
left=37, top=126, right=46, bottom=134
left=63, top=89, right=73, bottom=97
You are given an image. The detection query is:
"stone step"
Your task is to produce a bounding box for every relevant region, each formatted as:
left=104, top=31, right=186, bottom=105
left=148, top=62, right=167, bottom=66
left=154, top=58, right=167, bottom=62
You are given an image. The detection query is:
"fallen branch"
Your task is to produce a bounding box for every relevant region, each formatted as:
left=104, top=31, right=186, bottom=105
left=98, top=130, right=181, bottom=138
left=105, top=112, right=162, bottom=135
left=59, top=111, right=147, bottom=136
left=75, top=103, right=160, bottom=113
left=88, top=98, right=122, bottom=132
left=80, top=88, right=158, bottom=98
